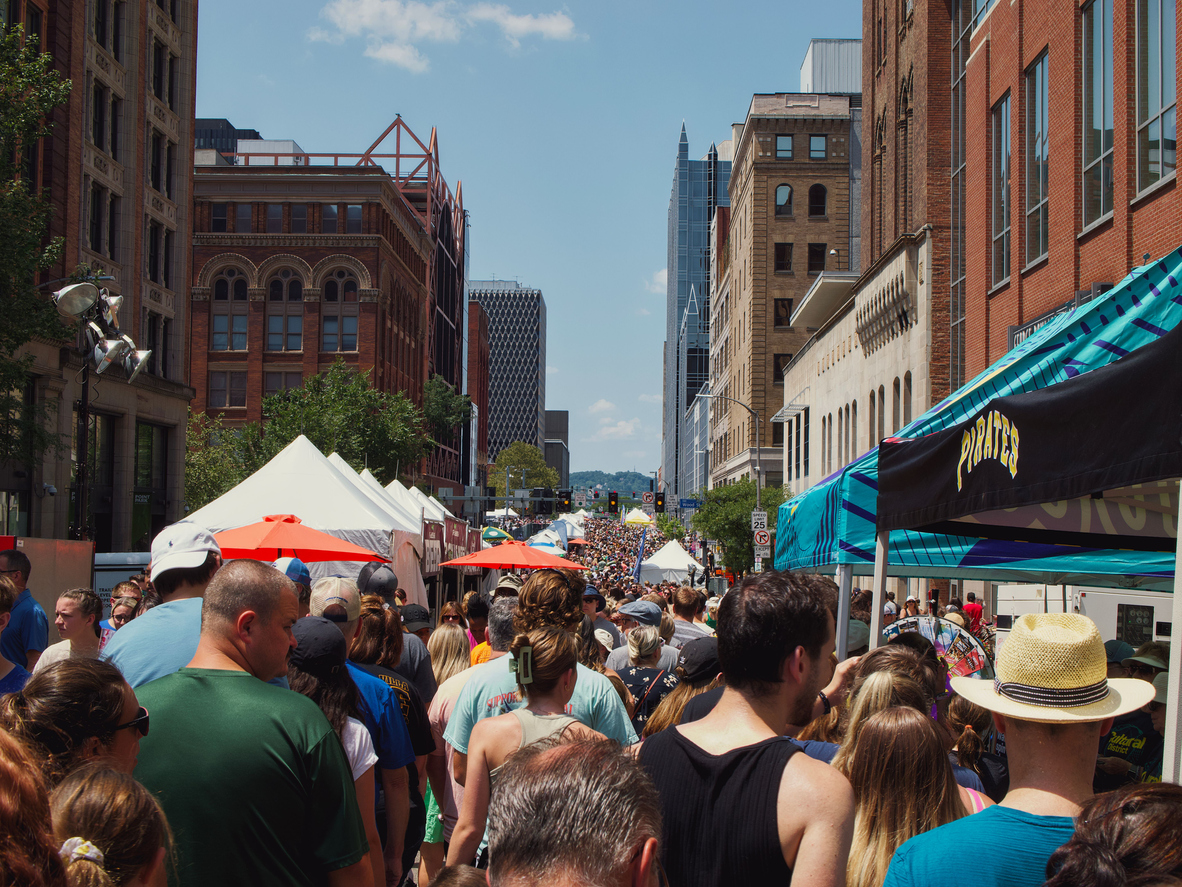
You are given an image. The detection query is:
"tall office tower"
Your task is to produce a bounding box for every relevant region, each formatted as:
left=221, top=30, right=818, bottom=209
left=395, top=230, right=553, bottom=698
left=468, top=281, right=546, bottom=462
left=662, top=127, right=731, bottom=500
left=544, top=409, right=569, bottom=488
left=195, top=118, right=262, bottom=155
left=1, top=0, right=197, bottom=550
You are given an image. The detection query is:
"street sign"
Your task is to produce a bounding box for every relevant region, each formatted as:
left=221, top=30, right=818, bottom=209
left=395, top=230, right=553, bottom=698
left=575, top=495, right=586, bottom=507
left=680, top=498, right=702, bottom=509
left=754, top=544, right=771, bottom=557
left=754, top=556, right=763, bottom=572
left=641, top=491, right=654, bottom=504
left=753, top=529, right=770, bottom=547
left=642, top=504, right=655, bottom=515
left=751, top=510, right=768, bottom=531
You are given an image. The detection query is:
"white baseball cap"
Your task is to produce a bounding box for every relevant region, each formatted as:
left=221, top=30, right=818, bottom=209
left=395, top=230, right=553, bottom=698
left=150, top=523, right=221, bottom=581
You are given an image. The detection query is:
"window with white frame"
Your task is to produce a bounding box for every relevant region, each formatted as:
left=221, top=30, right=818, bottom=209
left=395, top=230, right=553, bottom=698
left=992, top=94, right=1011, bottom=286
left=1083, top=0, right=1114, bottom=226
left=1025, top=52, right=1049, bottom=263
left=1136, top=0, right=1177, bottom=191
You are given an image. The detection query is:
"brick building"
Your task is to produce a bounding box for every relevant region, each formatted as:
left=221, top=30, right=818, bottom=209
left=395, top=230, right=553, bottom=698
left=713, top=89, right=860, bottom=493
left=963, top=0, right=1181, bottom=375
left=190, top=119, right=470, bottom=493
left=3, top=0, right=196, bottom=550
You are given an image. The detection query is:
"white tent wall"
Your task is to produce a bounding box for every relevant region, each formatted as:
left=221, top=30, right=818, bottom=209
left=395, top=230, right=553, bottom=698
left=639, top=540, right=703, bottom=584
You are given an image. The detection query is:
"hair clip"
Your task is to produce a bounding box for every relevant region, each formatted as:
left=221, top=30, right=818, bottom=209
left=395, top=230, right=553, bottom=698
left=60, top=838, right=104, bottom=866
left=518, top=645, right=534, bottom=684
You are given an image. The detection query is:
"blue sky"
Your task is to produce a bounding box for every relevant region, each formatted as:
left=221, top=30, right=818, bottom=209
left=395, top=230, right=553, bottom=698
left=195, top=0, right=861, bottom=474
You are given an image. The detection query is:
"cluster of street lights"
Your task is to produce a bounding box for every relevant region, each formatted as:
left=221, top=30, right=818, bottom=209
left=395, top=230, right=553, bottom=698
left=51, top=280, right=151, bottom=539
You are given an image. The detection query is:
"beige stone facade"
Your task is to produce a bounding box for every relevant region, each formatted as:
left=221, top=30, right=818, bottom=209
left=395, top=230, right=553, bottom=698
left=710, top=94, right=857, bottom=493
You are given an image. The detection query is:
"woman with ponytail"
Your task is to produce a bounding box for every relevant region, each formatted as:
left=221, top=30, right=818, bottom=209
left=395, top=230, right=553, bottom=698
left=51, top=764, right=171, bottom=887
left=0, top=729, right=66, bottom=887
left=446, top=625, right=603, bottom=868
left=947, top=695, right=1009, bottom=802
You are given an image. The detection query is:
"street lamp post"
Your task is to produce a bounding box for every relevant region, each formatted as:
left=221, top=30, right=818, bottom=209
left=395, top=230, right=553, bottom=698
left=695, top=390, right=761, bottom=512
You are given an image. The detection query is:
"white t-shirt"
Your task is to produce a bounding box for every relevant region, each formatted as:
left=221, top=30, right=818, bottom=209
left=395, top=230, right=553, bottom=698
left=32, top=640, right=100, bottom=673
left=342, top=716, right=378, bottom=782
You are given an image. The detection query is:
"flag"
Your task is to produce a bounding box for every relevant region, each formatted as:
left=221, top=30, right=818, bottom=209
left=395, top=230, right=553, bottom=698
left=633, top=527, right=647, bottom=581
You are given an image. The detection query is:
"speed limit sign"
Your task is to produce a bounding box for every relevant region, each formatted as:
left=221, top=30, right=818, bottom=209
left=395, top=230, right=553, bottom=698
left=754, top=529, right=770, bottom=547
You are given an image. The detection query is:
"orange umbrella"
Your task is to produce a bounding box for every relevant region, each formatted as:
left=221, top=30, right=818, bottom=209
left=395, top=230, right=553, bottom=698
left=440, top=540, right=588, bottom=570
left=566, top=538, right=590, bottom=546
left=213, top=514, right=388, bottom=563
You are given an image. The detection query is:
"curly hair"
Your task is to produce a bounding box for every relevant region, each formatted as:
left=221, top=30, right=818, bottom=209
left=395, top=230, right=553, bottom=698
left=0, top=729, right=67, bottom=887
left=515, top=569, right=585, bottom=634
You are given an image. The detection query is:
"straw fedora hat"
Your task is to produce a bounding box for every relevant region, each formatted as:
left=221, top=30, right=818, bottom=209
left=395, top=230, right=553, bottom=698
left=952, top=613, right=1156, bottom=723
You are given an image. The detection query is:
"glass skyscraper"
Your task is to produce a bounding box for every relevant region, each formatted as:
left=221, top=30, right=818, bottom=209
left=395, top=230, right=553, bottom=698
left=662, top=126, right=731, bottom=498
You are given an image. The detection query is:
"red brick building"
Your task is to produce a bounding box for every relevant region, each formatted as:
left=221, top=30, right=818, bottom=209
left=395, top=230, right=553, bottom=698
left=190, top=120, right=473, bottom=492
left=963, top=0, right=1181, bottom=375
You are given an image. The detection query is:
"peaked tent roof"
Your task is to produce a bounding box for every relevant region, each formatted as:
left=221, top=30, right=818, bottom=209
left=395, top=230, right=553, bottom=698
left=326, top=454, right=420, bottom=535
left=639, top=540, right=703, bottom=583
left=623, top=507, right=653, bottom=525
left=358, top=468, right=424, bottom=531
left=774, top=247, right=1182, bottom=590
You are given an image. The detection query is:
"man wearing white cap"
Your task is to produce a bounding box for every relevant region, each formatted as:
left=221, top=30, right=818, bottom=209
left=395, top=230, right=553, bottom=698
left=103, top=523, right=222, bottom=688
left=883, top=613, right=1156, bottom=887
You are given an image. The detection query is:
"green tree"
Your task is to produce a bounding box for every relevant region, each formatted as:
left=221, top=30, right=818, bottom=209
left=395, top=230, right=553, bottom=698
left=691, top=478, right=789, bottom=574
left=422, top=374, right=471, bottom=446
left=488, top=442, right=559, bottom=506
left=655, top=512, right=686, bottom=539
left=183, top=410, right=267, bottom=511
left=0, top=26, right=72, bottom=466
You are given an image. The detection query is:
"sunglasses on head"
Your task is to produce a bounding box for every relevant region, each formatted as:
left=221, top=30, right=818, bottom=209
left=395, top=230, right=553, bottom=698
left=113, top=706, right=150, bottom=737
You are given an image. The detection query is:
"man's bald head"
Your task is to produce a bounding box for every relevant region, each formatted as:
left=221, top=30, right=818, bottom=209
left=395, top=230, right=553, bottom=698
left=202, top=559, right=295, bottom=631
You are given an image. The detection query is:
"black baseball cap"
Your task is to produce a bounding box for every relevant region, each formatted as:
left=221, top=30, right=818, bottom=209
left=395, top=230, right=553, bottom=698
left=677, top=637, right=720, bottom=683
left=290, top=617, right=346, bottom=678
left=401, top=603, right=432, bottom=633
left=358, top=563, right=399, bottom=601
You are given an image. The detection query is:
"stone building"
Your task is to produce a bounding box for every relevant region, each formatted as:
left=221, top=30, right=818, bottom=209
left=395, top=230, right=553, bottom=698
left=6, top=0, right=196, bottom=550
left=714, top=86, right=861, bottom=493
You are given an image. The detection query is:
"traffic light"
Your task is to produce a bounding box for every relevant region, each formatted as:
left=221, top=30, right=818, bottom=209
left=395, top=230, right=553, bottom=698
left=559, top=489, right=572, bottom=510
left=655, top=492, right=666, bottom=513
left=538, top=488, right=554, bottom=515
left=608, top=490, right=619, bottom=514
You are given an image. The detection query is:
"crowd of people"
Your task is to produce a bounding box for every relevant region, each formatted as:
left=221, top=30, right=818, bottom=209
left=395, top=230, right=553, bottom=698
left=0, top=514, right=1179, bottom=887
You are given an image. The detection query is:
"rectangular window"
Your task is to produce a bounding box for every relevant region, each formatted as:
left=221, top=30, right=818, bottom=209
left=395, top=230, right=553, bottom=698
left=107, top=196, right=119, bottom=260
left=774, top=242, right=792, bottom=273
left=1025, top=52, right=1049, bottom=263
left=291, top=204, right=307, bottom=233
left=341, top=316, right=357, bottom=351
left=148, top=221, right=161, bottom=282
left=265, top=372, right=302, bottom=396
left=89, top=186, right=103, bottom=252
left=776, top=135, right=793, bottom=159
left=92, top=84, right=107, bottom=148
left=112, top=2, right=123, bottom=61
left=25, top=3, right=38, bottom=41
left=992, top=94, right=1011, bottom=285
left=794, top=415, right=802, bottom=480
left=95, top=0, right=109, bottom=46
left=150, top=132, right=162, bottom=191
left=1083, top=0, right=1114, bottom=225
left=772, top=423, right=784, bottom=446
left=803, top=407, right=810, bottom=477
left=168, top=54, right=178, bottom=110
left=774, top=298, right=794, bottom=327
left=322, top=203, right=338, bottom=234
left=211, top=203, right=227, bottom=232
left=809, top=135, right=827, bottom=159
left=346, top=204, right=362, bottom=234
left=210, top=372, right=246, bottom=408
left=322, top=317, right=338, bottom=352
left=1137, top=0, right=1177, bottom=191
left=163, top=230, right=173, bottom=288
left=773, top=354, right=792, bottom=384
left=229, top=372, right=246, bottom=407
left=287, top=315, right=302, bottom=351
left=209, top=371, right=227, bottom=407
left=211, top=315, right=228, bottom=351
left=109, top=98, right=120, bottom=161
left=807, top=243, right=827, bottom=275
left=235, top=203, right=251, bottom=233
left=165, top=142, right=175, bottom=199
left=266, top=204, right=283, bottom=233
left=231, top=315, right=247, bottom=351
left=152, top=41, right=165, bottom=99
left=160, top=317, right=170, bottom=379
left=267, top=315, right=282, bottom=351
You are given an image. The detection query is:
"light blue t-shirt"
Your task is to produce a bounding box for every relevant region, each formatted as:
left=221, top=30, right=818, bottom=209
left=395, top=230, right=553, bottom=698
left=102, top=598, right=203, bottom=688
left=884, top=804, right=1075, bottom=887
left=443, top=656, right=638, bottom=753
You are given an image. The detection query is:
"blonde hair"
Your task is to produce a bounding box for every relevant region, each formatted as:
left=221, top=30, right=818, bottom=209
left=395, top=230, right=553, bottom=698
left=658, top=612, right=675, bottom=645
left=428, top=623, right=471, bottom=686
left=830, top=671, right=930, bottom=773
left=839, top=707, right=964, bottom=887
left=626, top=625, right=661, bottom=666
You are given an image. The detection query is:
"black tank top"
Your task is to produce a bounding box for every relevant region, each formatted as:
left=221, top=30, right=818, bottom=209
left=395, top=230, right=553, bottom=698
left=639, top=728, right=799, bottom=887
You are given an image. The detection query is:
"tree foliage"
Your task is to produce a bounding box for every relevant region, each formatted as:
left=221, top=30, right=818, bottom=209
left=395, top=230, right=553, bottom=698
left=655, top=513, right=686, bottom=540
left=184, top=361, right=429, bottom=511
left=422, top=374, right=471, bottom=446
left=690, top=478, right=789, bottom=574
left=0, top=26, right=73, bottom=466
left=488, top=442, right=559, bottom=502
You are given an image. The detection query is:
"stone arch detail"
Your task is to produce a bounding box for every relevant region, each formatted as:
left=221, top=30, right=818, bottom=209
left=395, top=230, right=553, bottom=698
left=311, top=254, right=373, bottom=290
left=196, top=253, right=259, bottom=288
left=255, top=254, right=315, bottom=287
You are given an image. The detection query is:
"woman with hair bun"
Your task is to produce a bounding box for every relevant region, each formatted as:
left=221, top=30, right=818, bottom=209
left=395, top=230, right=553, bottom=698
left=446, top=624, right=603, bottom=868
left=50, top=764, right=172, bottom=887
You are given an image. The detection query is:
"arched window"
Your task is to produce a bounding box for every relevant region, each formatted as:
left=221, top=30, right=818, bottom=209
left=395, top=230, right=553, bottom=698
left=775, top=184, right=793, bottom=217
left=211, top=267, right=247, bottom=351
left=322, top=269, right=359, bottom=352
left=808, top=184, right=827, bottom=217
left=266, top=269, right=303, bottom=352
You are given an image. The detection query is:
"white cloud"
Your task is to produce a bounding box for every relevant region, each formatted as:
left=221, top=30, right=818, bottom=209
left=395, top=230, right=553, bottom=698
left=644, top=269, right=667, bottom=294
left=638, top=393, right=661, bottom=404
left=588, top=399, right=616, bottom=414
left=465, top=3, right=575, bottom=47
left=547, top=365, right=558, bottom=375
left=634, top=307, right=651, bottom=316
left=311, top=0, right=574, bottom=72
left=591, top=418, right=640, bottom=441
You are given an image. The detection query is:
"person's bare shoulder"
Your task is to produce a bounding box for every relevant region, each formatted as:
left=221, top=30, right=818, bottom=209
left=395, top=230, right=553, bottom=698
left=777, top=751, right=855, bottom=884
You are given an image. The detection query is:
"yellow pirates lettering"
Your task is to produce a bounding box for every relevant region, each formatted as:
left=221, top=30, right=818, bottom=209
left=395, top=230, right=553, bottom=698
left=956, top=411, right=1020, bottom=487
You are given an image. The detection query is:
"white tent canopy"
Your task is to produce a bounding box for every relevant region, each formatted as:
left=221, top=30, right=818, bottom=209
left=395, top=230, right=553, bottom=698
left=387, top=479, right=450, bottom=523
left=486, top=507, right=519, bottom=519
left=623, top=507, right=653, bottom=525
left=184, top=436, right=427, bottom=603
left=639, top=540, right=703, bottom=584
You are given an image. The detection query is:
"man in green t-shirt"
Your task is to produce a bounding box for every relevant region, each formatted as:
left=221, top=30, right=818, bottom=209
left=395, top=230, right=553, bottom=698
left=135, top=559, right=370, bottom=887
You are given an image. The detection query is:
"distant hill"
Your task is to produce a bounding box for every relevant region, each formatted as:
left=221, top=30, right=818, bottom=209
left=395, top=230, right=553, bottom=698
left=569, top=470, right=655, bottom=494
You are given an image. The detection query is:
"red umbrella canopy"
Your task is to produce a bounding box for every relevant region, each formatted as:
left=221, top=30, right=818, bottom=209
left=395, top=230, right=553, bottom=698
left=440, top=540, right=588, bottom=571
left=214, top=514, right=388, bottom=563
left=566, top=537, right=589, bottom=545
